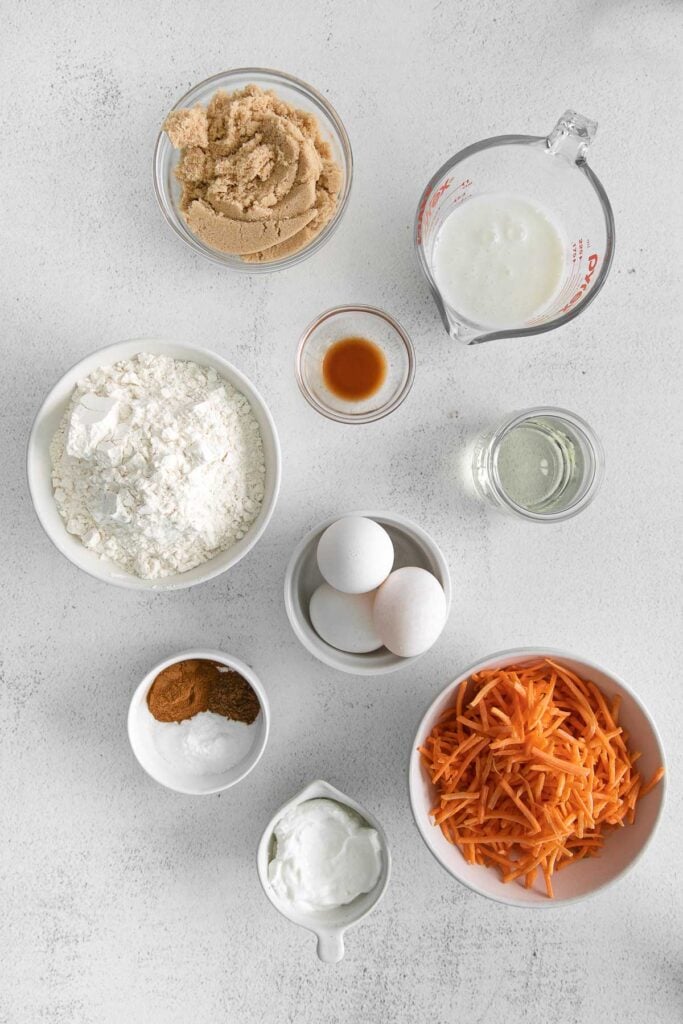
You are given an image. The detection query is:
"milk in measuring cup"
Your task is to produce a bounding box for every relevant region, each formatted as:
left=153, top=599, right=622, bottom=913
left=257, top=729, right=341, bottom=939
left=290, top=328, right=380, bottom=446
left=432, top=194, right=566, bottom=328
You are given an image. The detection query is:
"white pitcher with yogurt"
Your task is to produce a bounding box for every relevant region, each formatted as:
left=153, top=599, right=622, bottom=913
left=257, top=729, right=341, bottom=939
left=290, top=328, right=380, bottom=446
left=415, top=111, right=615, bottom=344
left=256, top=779, right=391, bottom=963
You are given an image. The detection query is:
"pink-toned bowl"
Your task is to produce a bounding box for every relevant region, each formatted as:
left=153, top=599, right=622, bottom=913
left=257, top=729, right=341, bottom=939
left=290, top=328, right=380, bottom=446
left=408, top=648, right=666, bottom=908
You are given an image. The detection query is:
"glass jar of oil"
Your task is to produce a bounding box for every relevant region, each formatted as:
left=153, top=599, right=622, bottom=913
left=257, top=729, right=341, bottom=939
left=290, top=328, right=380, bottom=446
left=472, top=407, right=604, bottom=521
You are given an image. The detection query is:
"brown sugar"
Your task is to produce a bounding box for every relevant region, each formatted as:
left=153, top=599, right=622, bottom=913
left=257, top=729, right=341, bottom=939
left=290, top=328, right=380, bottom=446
left=163, top=84, right=342, bottom=262
left=164, top=105, right=208, bottom=149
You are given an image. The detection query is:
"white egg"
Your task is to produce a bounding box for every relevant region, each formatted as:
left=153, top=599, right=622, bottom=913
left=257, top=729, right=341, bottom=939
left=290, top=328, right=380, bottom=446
left=309, top=584, right=382, bottom=654
left=316, top=516, right=394, bottom=594
left=373, top=566, right=448, bottom=658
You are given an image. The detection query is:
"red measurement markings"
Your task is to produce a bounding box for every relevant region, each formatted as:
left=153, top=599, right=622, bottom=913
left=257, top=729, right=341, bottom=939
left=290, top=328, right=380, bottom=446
left=560, top=252, right=600, bottom=313
left=416, top=178, right=472, bottom=243
left=417, top=177, right=450, bottom=243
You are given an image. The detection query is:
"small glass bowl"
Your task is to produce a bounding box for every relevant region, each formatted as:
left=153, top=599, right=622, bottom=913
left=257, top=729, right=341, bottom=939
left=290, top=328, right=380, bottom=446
left=153, top=68, right=353, bottom=273
left=296, top=306, right=416, bottom=424
left=471, top=406, right=605, bottom=522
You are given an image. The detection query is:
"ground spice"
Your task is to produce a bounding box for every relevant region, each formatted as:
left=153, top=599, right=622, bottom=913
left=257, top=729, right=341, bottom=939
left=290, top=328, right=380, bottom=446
left=207, top=668, right=261, bottom=723
left=146, top=659, right=212, bottom=722
left=147, top=659, right=260, bottom=725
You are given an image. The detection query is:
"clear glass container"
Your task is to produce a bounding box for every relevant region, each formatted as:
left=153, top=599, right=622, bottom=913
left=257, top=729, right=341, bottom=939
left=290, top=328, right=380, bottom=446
left=415, top=110, right=615, bottom=343
left=153, top=68, right=353, bottom=273
left=296, top=306, right=415, bottom=424
left=472, top=407, right=604, bottom=522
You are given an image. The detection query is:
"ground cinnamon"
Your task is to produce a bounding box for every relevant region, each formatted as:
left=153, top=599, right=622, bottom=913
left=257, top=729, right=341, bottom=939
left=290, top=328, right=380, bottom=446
left=147, top=659, right=260, bottom=724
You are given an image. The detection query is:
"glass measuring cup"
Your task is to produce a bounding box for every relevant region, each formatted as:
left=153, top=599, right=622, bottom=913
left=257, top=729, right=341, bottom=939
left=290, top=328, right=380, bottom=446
left=415, top=111, right=615, bottom=344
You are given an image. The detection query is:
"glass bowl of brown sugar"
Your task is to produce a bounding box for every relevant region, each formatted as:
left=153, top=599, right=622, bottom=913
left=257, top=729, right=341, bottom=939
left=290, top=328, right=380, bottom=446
left=154, top=68, right=353, bottom=272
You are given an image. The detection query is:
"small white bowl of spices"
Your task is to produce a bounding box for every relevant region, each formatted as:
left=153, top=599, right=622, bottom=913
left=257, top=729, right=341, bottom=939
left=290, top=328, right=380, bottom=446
left=128, top=649, right=270, bottom=795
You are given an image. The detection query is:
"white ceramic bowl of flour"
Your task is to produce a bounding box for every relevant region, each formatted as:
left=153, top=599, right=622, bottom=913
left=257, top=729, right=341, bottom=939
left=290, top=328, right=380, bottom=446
left=27, top=339, right=281, bottom=590
left=128, top=649, right=270, bottom=794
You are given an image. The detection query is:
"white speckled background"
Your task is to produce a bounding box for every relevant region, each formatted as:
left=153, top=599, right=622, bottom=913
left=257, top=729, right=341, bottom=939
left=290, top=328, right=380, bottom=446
left=2, top=1, right=682, bottom=1021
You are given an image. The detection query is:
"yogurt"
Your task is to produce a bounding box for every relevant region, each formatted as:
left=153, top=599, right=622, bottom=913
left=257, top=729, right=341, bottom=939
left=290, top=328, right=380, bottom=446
left=268, top=799, right=382, bottom=912
left=432, top=193, right=566, bottom=327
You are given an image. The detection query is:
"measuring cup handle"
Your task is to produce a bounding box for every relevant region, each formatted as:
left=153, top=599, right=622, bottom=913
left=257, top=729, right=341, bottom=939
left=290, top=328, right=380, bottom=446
left=546, top=110, right=598, bottom=164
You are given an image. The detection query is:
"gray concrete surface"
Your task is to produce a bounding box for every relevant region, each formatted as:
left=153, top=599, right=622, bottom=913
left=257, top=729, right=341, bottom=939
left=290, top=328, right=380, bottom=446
left=2, top=1, right=682, bottom=1021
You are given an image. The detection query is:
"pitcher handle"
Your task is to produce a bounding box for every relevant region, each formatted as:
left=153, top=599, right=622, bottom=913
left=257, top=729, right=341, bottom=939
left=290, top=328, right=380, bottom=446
left=316, top=929, right=345, bottom=963
left=546, top=110, right=598, bottom=164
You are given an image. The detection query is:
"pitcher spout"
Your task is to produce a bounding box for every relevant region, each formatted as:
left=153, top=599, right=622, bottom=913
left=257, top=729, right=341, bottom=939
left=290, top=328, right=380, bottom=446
left=447, top=317, right=486, bottom=345
left=430, top=287, right=484, bottom=345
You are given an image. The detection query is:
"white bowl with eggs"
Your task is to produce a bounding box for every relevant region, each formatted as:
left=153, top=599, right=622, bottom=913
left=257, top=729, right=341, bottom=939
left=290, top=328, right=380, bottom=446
left=128, top=648, right=270, bottom=795
left=27, top=338, right=281, bottom=591
left=284, top=511, right=452, bottom=675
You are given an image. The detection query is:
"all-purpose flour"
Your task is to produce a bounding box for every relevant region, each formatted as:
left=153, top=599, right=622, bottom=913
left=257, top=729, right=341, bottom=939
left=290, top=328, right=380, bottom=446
left=50, top=353, right=266, bottom=578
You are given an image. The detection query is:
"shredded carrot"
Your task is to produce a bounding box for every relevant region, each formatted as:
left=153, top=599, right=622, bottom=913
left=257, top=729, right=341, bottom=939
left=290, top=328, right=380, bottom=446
left=419, top=659, right=664, bottom=899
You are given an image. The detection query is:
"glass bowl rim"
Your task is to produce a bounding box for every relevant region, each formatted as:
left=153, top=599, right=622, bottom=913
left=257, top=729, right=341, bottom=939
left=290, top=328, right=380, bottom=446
left=153, top=66, right=353, bottom=274
left=295, top=305, right=416, bottom=424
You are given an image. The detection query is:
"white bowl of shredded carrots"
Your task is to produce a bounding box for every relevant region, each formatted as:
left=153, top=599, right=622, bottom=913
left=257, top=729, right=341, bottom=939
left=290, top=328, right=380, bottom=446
left=409, top=649, right=666, bottom=907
